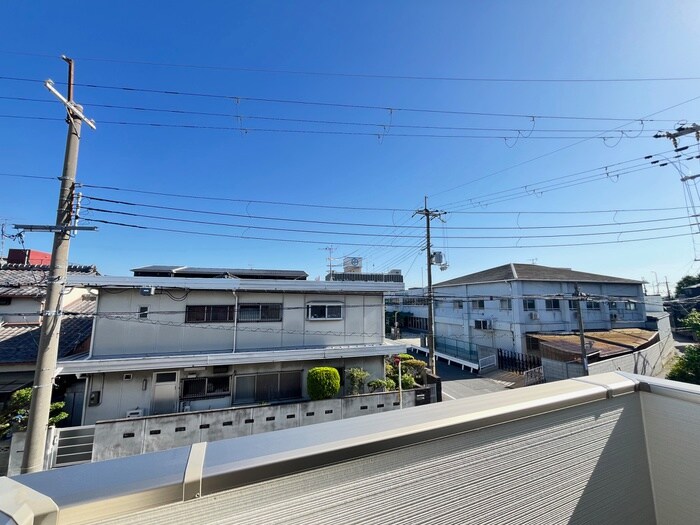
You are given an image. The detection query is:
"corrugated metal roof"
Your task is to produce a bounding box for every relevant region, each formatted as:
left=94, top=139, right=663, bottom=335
left=131, top=266, right=308, bottom=280
left=67, top=275, right=404, bottom=293
left=532, top=328, right=657, bottom=359
left=435, top=263, right=641, bottom=287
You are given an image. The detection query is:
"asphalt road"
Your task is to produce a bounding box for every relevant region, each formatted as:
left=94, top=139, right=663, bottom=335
left=406, top=348, right=509, bottom=400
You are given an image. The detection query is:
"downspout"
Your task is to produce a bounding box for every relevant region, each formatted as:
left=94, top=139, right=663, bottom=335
left=232, top=291, right=238, bottom=353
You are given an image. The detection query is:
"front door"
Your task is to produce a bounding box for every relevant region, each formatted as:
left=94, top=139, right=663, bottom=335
left=151, top=371, right=179, bottom=415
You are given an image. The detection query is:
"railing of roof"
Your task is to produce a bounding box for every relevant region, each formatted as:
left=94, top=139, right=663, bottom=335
left=1, top=372, right=699, bottom=524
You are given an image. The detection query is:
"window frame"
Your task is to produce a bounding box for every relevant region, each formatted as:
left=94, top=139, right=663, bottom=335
left=499, top=298, right=512, bottom=310
left=470, top=299, right=485, bottom=310
left=185, top=305, right=236, bottom=323
left=474, top=319, right=490, bottom=330
left=180, top=376, right=231, bottom=400
left=237, top=303, right=283, bottom=323
left=523, top=298, right=536, bottom=311
left=306, top=302, right=344, bottom=321
left=544, top=299, right=561, bottom=311
left=586, top=300, right=601, bottom=310
left=138, top=306, right=149, bottom=319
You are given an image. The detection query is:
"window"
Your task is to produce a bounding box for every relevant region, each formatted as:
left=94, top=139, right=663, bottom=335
left=181, top=376, right=231, bottom=400
left=233, top=371, right=302, bottom=404
left=185, top=305, right=235, bottom=323
left=499, top=299, right=512, bottom=310
left=403, top=297, right=429, bottom=306
left=586, top=301, right=601, bottom=310
left=238, top=303, right=282, bottom=322
left=306, top=303, right=343, bottom=320
left=471, top=299, right=485, bottom=309
left=625, top=301, right=637, bottom=311
left=138, top=306, right=149, bottom=319
left=523, top=299, right=536, bottom=311
left=453, top=300, right=463, bottom=309
left=609, top=301, right=618, bottom=310
left=474, top=319, right=490, bottom=329
left=568, top=300, right=578, bottom=310
left=0, top=298, right=11, bottom=306
left=545, top=299, right=560, bottom=311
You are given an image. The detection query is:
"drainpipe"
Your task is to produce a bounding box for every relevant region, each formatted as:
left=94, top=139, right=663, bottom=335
left=232, top=291, right=238, bottom=353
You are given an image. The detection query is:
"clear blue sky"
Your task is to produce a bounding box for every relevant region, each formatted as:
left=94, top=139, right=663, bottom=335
left=2, top=1, right=700, bottom=293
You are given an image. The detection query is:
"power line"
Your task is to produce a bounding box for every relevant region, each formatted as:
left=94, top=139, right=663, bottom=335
left=0, top=113, right=663, bottom=140
left=3, top=51, right=700, bottom=83
left=0, top=95, right=680, bottom=134
left=81, top=195, right=693, bottom=231
left=0, top=75, right=694, bottom=123
left=0, top=171, right=691, bottom=216
left=84, top=217, right=698, bottom=249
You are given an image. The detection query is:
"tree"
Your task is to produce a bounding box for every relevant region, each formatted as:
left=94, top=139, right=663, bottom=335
left=345, top=367, right=370, bottom=395
left=0, top=387, right=69, bottom=439
left=667, top=310, right=700, bottom=385
left=674, top=274, right=700, bottom=298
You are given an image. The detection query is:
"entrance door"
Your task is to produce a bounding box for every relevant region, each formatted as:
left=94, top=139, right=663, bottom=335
left=151, top=371, right=178, bottom=415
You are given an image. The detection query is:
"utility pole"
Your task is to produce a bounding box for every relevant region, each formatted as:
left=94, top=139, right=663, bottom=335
left=414, top=196, right=446, bottom=374
left=573, top=284, right=589, bottom=376
left=20, top=57, right=96, bottom=473
left=322, top=246, right=336, bottom=281
left=664, top=276, right=671, bottom=300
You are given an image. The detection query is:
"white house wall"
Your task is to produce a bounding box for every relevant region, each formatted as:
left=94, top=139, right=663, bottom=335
left=0, top=296, right=42, bottom=323
left=82, top=355, right=386, bottom=424
left=395, top=279, right=646, bottom=355
left=91, top=289, right=384, bottom=357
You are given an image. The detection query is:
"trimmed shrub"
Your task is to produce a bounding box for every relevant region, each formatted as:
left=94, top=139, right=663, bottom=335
left=398, top=353, right=413, bottom=361
left=307, top=367, right=341, bottom=400
left=346, top=367, right=370, bottom=395
left=400, top=374, right=417, bottom=389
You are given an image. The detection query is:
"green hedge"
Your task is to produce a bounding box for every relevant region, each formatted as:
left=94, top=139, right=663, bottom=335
left=307, top=367, right=341, bottom=400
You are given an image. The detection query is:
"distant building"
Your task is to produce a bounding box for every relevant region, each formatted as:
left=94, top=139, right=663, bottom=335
left=58, top=265, right=404, bottom=424
left=326, top=269, right=403, bottom=284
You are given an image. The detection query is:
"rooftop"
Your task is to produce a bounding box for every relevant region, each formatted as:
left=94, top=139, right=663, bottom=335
left=435, top=262, right=641, bottom=287
left=131, top=265, right=308, bottom=280
left=532, top=328, right=658, bottom=359
left=67, top=275, right=404, bottom=293
left=0, top=264, right=98, bottom=298
left=0, top=314, right=94, bottom=365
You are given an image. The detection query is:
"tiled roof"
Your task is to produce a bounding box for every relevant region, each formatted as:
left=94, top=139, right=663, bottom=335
left=435, top=263, right=641, bottom=287
left=0, top=297, right=95, bottom=364
left=0, top=264, right=98, bottom=297
left=0, top=315, right=93, bottom=364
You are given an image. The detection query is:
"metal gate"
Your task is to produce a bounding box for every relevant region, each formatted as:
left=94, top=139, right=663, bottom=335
left=51, top=425, right=95, bottom=467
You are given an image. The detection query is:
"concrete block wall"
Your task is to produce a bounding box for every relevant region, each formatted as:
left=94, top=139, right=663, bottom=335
left=91, top=389, right=426, bottom=462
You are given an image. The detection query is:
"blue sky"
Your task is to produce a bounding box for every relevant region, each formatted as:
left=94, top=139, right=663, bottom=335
left=2, top=1, right=700, bottom=292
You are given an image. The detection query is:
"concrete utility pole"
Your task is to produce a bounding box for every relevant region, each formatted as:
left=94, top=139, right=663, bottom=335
left=414, top=196, right=446, bottom=374
left=21, top=57, right=96, bottom=473
left=573, top=284, right=589, bottom=376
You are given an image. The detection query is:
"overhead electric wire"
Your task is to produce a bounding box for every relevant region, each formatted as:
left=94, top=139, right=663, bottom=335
left=429, top=93, right=700, bottom=198
left=0, top=113, right=662, bottom=140
left=4, top=50, right=700, bottom=83
left=0, top=95, right=676, bottom=135
left=0, top=75, right=693, bottom=123
left=82, top=205, right=697, bottom=240
left=438, top=147, right=679, bottom=209
left=84, top=217, right=698, bottom=249
left=82, top=195, right=695, bottom=231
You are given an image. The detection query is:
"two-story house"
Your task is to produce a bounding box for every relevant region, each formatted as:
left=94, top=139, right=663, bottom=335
left=387, top=263, right=656, bottom=364
left=58, top=266, right=404, bottom=424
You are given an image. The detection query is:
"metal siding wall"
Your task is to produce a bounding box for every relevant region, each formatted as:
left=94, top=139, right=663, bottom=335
left=95, top=394, right=655, bottom=525
left=642, top=391, right=700, bottom=524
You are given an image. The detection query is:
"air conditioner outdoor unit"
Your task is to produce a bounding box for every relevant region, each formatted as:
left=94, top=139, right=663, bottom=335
left=125, top=409, right=143, bottom=418
left=529, top=312, right=539, bottom=320
left=140, top=286, right=155, bottom=296
left=610, top=313, right=618, bottom=321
